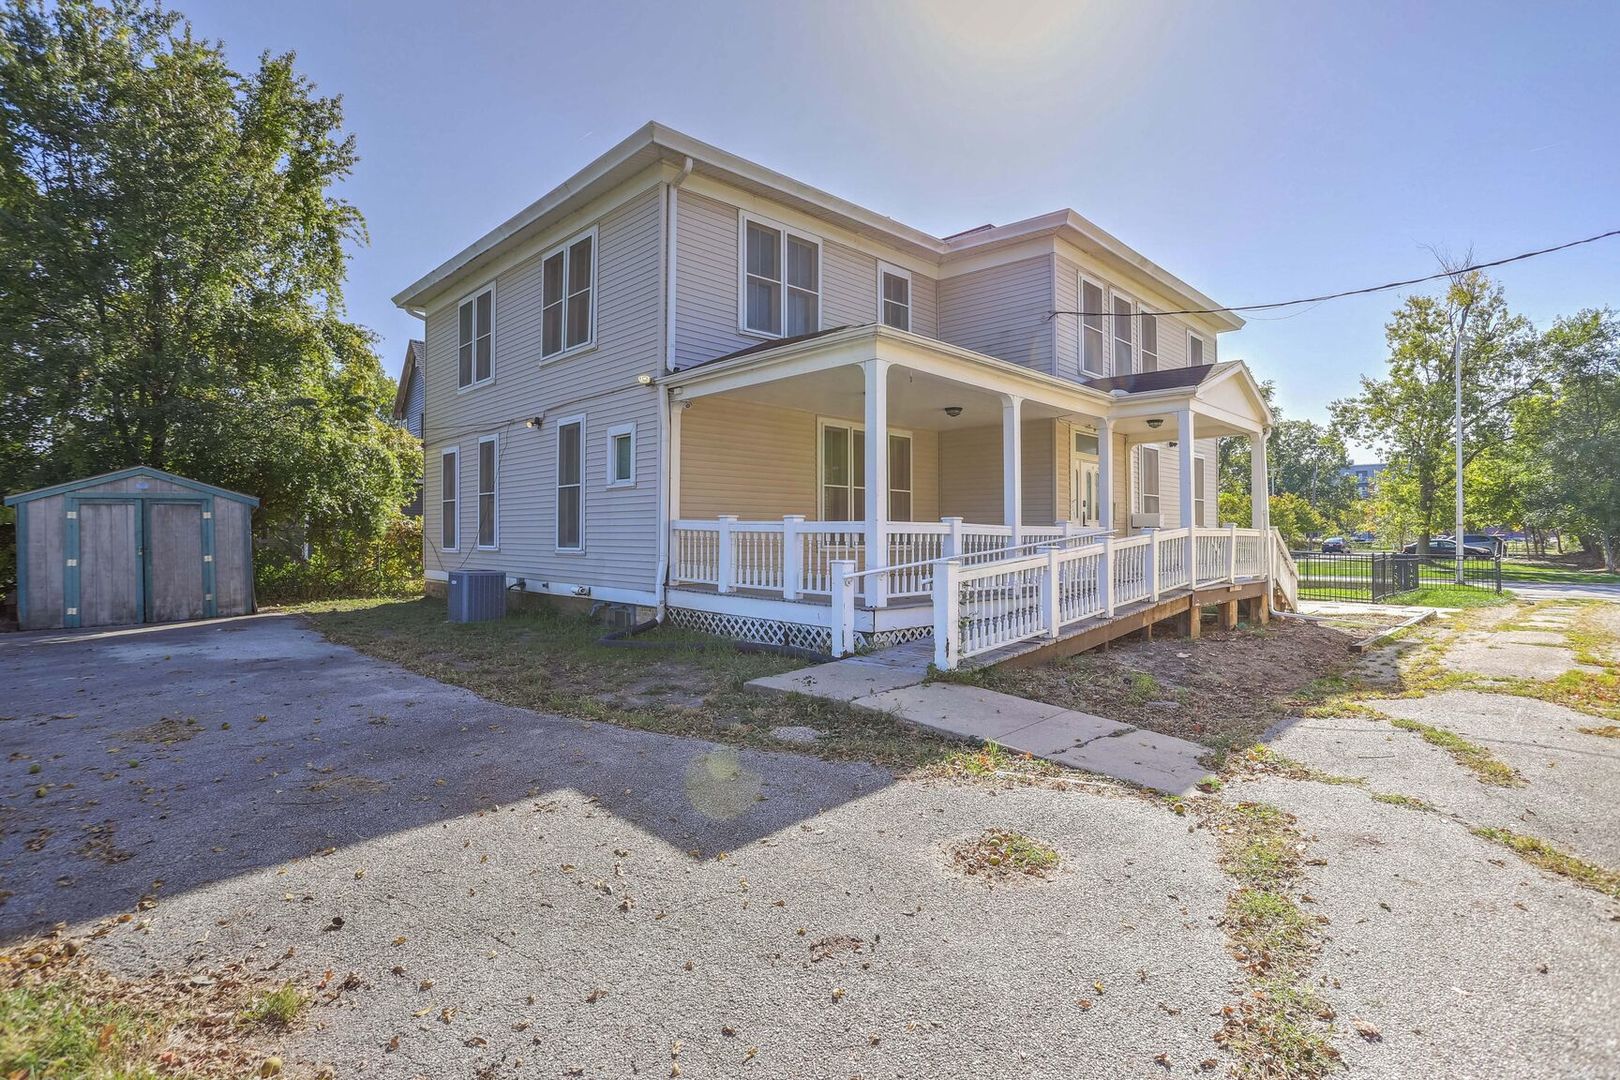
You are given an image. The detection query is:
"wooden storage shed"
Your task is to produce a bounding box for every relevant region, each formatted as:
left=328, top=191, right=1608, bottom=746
left=6, top=466, right=258, bottom=631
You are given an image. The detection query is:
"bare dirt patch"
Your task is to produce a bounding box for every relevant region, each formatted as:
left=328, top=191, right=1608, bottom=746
left=960, top=618, right=1362, bottom=750
left=950, top=828, right=1060, bottom=881
left=126, top=716, right=200, bottom=745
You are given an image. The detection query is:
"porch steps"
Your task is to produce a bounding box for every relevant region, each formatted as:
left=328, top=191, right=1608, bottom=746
left=746, top=650, right=1212, bottom=794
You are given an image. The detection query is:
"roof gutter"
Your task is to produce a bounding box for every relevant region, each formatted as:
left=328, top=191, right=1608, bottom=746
left=654, top=156, right=694, bottom=622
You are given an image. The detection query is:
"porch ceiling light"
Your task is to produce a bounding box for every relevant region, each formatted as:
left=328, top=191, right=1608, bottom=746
left=944, top=406, right=963, bottom=418
left=1146, top=417, right=1164, bottom=430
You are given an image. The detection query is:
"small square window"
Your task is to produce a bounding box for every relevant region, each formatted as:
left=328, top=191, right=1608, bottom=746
left=607, top=424, right=635, bottom=487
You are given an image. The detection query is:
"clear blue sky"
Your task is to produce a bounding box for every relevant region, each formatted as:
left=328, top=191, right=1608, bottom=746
left=185, top=0, right=1620, bottom=457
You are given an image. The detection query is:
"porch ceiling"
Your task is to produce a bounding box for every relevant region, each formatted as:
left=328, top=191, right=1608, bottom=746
left=709, top=363, right=1071, bottom=430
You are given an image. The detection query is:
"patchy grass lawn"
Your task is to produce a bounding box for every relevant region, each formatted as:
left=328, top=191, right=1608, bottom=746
left=0, top=931, right=293, bottom=1079
left=942, top=617, right=1364, bottom=752
left=1499, top=560, right=1620, bottom=586
left=298, top=597, right=961, bottom=770
left=1388, top=585, right=1516, bottom=609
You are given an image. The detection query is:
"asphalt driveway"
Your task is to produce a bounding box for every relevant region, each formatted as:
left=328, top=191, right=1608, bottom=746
left=2, top=612, right=1617, bottom=1079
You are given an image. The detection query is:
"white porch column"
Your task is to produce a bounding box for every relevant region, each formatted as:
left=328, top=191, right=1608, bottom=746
left=1177, top=407, right=1196, bottom=532
left=668, top=396, right=684, bottom=521
left=1250, top=427, right=1269, bottom=532
left=1097, top=418, right=1114, bottom=533
left=863, top=358, right=890, bottom=607
left=1002, top=394, right=1023, bottom=546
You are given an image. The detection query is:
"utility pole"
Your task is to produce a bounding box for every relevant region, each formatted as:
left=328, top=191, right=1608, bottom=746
left=1451, top=301, right=1470, bottom=586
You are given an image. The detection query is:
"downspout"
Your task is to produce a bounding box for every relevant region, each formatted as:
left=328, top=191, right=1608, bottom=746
left=653, top=157, right=694, bottom=621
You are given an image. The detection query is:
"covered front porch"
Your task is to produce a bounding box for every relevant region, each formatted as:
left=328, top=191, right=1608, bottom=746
left=663, top=325, right=1276, bottom=622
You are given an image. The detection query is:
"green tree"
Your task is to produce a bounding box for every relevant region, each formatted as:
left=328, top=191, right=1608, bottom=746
left=1330, top=273, right=1540, bottom=553
left=0, top=0, right=416, bottom=577
left=1219, top=381, right=1357, bottom=529
left=1519, top=311, right=1620, bottom=569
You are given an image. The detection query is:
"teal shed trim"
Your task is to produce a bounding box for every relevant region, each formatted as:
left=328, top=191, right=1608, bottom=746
left=5, top=466, right=259, bottom=508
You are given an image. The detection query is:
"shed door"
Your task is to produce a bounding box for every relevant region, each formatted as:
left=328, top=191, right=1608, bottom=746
left=145, top=502, right=206, bottom=623
left=78, top=502, right=141, bottom=628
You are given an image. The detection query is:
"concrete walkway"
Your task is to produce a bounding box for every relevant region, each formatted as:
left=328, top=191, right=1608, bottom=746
left=746, top=645, right=1212, bottom=793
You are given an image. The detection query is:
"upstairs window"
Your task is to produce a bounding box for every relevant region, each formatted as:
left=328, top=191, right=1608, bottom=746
left=1080, top=279, right=1106, bottom=375
left=542, top=229, right=595, bottom=358
left=1189, top=331, right=1209, bottom=366
left=743, top=216, right=819, bottom=337
left=1138, top=446, right=1161, bottom=516
left=1112, top=294, right=1135, bottom=375
left=458, top=287, right=493, bottom=388
left=878, top=263, right=911, bottom=331
left=1140, top=313, right=1159, bottom=372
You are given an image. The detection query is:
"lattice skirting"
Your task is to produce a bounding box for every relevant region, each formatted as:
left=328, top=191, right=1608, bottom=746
left=666, top=607, right=832, bottom=653
left=856, top=625, right=935, bottom=651
left=666, top=606, right=934, bottom=656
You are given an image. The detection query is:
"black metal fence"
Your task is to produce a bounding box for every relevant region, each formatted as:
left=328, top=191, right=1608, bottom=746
left=1291, top=550, right=1502, bottom=603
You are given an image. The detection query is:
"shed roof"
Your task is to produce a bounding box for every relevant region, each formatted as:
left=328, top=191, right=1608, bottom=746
left=4, top=466, right=260, bottom=507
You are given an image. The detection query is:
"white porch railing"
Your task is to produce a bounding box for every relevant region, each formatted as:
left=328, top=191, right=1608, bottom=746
left=929, top=526, right=1274, bottom=669
left=669, top=517, right=1106, bottom=604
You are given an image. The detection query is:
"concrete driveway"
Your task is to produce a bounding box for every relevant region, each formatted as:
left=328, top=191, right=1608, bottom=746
left=2, top=613, right=1617, bottom=1078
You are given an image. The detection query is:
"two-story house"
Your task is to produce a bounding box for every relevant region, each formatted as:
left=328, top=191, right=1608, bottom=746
left=393, top=123, right=1285, bottom=667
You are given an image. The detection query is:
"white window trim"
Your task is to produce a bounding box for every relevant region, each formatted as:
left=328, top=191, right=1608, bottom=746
left=456, top=283, right=496, bottom=393
left=1078, top=275, right=1109, bottom=376
left=1108, top=287, right=1141, bottom=377
left=476, top=434, right=500, bottom=550
left=539, top=225, right=599, bottom=362
left=814, top=418, right=913, bottom=522
left=737, top=210, right=822, bottom=340
left=876, top=261, right=912, bottom=332
left=1188, top=328, right=1212, bottom=366
left=1139, top=308, right=1160, bottom=373
left=439, top=446, right=460, bottom=551
left=1137, top=445, right=1162, bottom=515
left=605, top=422, right=636, bottom=489
left=555, top=413, right=586, bottom=554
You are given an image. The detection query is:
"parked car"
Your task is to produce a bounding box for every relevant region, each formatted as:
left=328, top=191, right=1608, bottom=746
left=1460, top=533, right=1507, bottom=558
left=1321, top=537, right=1349, bottom=553
left=1402, top=537, right=1494, bottom=558
left=1353, top=531, right=1375, bottom=543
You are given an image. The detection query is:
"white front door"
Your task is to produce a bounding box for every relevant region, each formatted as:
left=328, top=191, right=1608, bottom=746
left=1070, top=459, right=1101, bottom=526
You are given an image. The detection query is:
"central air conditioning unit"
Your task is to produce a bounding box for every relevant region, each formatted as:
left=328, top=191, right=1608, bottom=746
left=448, top=570, right=508, bottom=622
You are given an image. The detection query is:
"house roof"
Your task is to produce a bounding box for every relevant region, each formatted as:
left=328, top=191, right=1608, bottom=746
left=5, top=466, right=260, bottom=507
left=392, top=339, right=425, bottom=421
left=1081, top=360, right=1240, bottom=395
left=687, top=326, right=854, bottom=369
left=391, top=122, right=1243, bottom=331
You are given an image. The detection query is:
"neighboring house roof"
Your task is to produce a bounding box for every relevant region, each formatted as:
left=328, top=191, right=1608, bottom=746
left=392, top=339, right=425, bottom=423
left=391, top=122, right=1242, bottom=332
left=4, top=466, right=260, bottom=507
left=1081, top=361, right=1241, bottom=395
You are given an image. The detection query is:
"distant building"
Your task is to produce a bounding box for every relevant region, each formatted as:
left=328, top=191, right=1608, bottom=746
left=1342, top=462, right=1385, bottom=499
left=392, top=339, right=425, bottom=516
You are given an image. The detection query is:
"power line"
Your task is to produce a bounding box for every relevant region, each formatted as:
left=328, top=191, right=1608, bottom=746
left=1047, top=227, right=1620, bottom=320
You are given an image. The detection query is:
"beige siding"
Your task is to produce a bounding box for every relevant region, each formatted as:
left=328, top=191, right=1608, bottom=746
left=678, top=396, right=939, bottom=523
left=936, top=420, right=1059, bottom=525
left=421, top=187, right=664, bottom=596
left=1053, top=254, right=1219, bottom=381
left=937, top=256, right=1055, bottom=373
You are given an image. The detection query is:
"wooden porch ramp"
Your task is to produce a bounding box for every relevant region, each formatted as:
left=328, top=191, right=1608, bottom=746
left=744, top=580, right=1271, bottom=793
